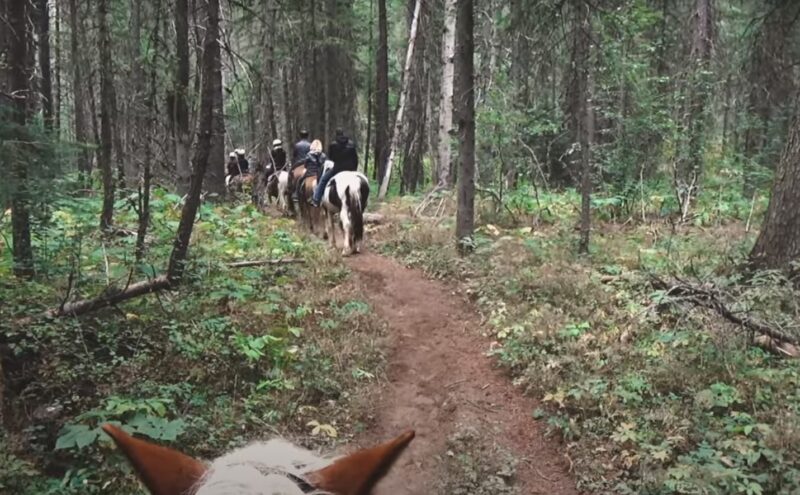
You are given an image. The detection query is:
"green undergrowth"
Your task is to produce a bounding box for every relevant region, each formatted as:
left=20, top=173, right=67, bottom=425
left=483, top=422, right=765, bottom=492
left=0, top=185, right=386, bottom=493
left=377, top=190, right=800, bottom=494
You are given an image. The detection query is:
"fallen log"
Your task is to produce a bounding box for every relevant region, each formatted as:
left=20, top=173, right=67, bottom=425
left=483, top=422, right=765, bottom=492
left=227, top=258, right=305, bottom=268
left=48, top=275, right=171, bottom=318
left=649, top=273, right=800, bottom=347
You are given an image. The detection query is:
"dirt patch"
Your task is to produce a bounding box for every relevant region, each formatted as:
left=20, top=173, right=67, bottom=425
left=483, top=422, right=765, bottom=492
left=344, top=252, right=579, bottom=495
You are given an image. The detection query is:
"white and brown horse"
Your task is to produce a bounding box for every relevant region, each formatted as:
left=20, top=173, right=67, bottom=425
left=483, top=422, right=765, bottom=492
left=321, top=169, right=370, bottom=256
left=103, top=423, right=414, bottom=495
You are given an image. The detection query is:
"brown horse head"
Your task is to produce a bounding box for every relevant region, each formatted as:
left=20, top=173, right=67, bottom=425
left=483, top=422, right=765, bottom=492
left=102, top=424, right=414, bottom=495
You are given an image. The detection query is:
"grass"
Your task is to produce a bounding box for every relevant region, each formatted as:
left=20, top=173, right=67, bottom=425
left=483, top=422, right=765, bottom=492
left=374, top=185, right=800, bottom=494
left=0, top=183, right=388, bottom=493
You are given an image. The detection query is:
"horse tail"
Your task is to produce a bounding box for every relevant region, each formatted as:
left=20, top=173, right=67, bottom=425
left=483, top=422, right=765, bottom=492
left=345, top=184, right=364, bottom=243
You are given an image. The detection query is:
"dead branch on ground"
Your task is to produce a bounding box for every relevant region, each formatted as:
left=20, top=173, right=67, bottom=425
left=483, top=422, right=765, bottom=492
left=227, top=258, right=304, bottom=268
left=649, top=273, right=800, bottom=348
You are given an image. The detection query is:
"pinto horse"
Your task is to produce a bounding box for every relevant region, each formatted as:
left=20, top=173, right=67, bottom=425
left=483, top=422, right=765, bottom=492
left=292, top=164, right=322, bottom=233
left=321, top=170, right=370, bottom=256
left=274, top=170, right=293, bottom=214
left=102, top=423, right=414, bottom=495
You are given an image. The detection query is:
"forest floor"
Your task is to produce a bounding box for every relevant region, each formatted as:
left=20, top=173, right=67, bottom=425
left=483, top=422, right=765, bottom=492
left=344, top=251, right=578, bottom=495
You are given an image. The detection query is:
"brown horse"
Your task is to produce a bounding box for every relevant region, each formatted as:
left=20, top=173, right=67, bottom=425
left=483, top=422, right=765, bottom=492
left=103, top=423, right=414, bottom=495
left=226, top=173, right=253, bottom=198
left=292, top=165, right=322, bottom=233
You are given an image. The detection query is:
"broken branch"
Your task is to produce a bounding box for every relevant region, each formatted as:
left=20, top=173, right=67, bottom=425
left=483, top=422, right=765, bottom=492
left=649, top=274, right=800, bottom=346
left=226, top=258, right=305, bottom=268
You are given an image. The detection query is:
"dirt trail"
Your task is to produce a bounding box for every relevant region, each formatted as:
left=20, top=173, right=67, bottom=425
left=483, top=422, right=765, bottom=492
left=344, top=252, right=579, bottom=495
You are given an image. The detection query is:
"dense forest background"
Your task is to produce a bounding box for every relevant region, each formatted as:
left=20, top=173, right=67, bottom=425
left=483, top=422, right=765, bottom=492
left=4, top=0, right=800, bottom=208
left=4, top=0, right=800, bottom=493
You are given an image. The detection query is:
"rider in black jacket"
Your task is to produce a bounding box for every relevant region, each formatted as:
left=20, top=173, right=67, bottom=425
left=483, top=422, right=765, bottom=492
left=292, top=130, right=311, bottom=169
left=313, top=129, right=358, bottom=206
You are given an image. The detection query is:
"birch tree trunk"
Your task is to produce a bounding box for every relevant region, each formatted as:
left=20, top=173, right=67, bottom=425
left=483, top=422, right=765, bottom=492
left=378, top=0, right=422, bottom=199
left=437, top=0, right=457, bottom=188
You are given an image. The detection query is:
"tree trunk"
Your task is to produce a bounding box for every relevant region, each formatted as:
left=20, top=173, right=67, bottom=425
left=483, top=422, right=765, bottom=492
left=174, top=0, right=192, bottom=194
left=69, top=0, right=90, bottom=177
left=54, top=0, right=61, bottom=133
left=455, top=0, right=475, bottom=248
left=200, top=0, right=226, bottom=196
left=7, top=0, right=35, bottom=277
left=675, top=0, right=715, bottom=217
left=364, top=0, right=375, bottom=177
left=577, top=3, right=594, bottom=255
left=437, top=0, right=456, bottom=188
left=750, top=104, right=800, bottom=271
left=374, top=0, right=389, bottom=182
left=98, top=0, right=116, bottom=230
left=741, top=0, right=799, bottom=195
left=36, top=0, right=54, bottom=130
left=401, top=0, right=428, bottom=194
left=258, top=0, right=278, bottom=169
left=379, top=0, right=422, bottom=199
left=169, top=0, right=222, bottom=281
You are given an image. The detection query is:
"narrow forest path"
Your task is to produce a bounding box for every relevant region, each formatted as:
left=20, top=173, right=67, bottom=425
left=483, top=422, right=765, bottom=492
left=343, top=251, right=580, bottom=495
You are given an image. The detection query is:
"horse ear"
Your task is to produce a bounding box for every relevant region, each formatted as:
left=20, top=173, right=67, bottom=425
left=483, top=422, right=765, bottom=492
left=102, top=424, right=207, bottom=495
left=307, top=430, right=414, bottom=495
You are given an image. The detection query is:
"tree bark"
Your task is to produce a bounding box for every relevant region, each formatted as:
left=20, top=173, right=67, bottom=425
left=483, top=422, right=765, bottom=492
left=379, top=0, right=422, bottom=199
left=36, top=0, right=54, bottom=130
left=69, top=0, right=91, bottom=177
left=577, top=3, right=594, bottom=255
left=374, top=0, right=389, bottom=182
left=741, top=0, right=799, bottom=195
left=201, top=0, right=226, bottom=197
left=174, top=0, right=192, bottom=194
left=169, top=0, right=222, bottom=281
left=454, top=0, right=475, bottom=248
left=258, top=0, right=278, bottom=169
left=98, top=0, right=116, bottom=230
left=54, top=0, right=61, bottom=132
left=750, top=104, right=800, bottom=271
left=437, top=0, right=457, bottom=188
left=401, top=0, right=428, bottom=194
left=7, top=0, right=35, bottom=277
left=675, top=0, right=715, bottom=216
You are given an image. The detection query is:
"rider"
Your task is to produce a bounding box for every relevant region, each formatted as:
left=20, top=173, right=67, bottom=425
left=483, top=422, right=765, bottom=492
left=312, top=129, right=358, bottom=206
left=225, top=151, right=241, bottom=186
left=271, top=139, right=287, bottom=170
left=292, top=130, right=311, bottom=170
left=299, top=139, right=327, bottom=199
left=235, top=149, right=250, bottom=174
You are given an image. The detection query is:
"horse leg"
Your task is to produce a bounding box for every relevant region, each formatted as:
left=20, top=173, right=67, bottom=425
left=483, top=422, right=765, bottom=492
left=323, top=210, right=333, bottom=247
left=340, top=209, right=352, bottom=256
